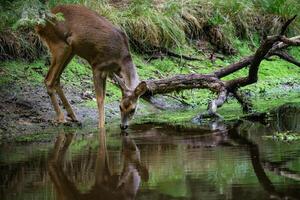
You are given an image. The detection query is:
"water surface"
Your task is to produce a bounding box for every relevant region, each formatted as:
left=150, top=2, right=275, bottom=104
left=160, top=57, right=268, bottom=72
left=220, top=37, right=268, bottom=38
left=1, top=103, right=300, bottom=200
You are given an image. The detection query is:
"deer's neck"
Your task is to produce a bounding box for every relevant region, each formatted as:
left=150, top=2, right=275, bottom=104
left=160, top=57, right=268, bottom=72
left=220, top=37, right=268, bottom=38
left=122, top=62, right=140, bottom=91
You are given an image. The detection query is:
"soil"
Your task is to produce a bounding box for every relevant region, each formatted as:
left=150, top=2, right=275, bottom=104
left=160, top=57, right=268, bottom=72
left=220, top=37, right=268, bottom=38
left=0, top=81, right=187, bottom=140
left=0, top=82, right=105, bottom=139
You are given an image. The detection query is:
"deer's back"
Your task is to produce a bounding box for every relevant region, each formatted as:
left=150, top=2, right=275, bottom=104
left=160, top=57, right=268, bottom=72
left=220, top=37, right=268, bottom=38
left=38, top=5, right=130, bottom=67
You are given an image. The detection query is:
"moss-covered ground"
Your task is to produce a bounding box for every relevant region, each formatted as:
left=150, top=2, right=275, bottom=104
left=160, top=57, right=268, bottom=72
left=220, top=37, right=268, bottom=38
left=1, top=40, right=299, bottom=132
left=2, top=40, right=299, bottom=102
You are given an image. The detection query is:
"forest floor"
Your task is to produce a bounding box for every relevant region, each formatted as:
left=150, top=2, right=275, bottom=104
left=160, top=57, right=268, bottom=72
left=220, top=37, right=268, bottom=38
left=0, top=43, right=300, bottom=141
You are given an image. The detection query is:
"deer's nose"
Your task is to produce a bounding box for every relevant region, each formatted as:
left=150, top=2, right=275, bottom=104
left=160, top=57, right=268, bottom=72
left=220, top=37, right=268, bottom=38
left=120, top=124, right=128, bottom=130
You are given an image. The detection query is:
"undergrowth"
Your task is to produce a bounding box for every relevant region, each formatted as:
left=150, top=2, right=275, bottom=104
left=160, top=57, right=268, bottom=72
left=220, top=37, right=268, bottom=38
left=1, top=0, right=299, bottom=61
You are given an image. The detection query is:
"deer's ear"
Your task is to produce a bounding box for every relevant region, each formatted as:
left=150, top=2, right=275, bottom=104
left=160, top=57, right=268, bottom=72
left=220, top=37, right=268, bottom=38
left=134, top=81, right=148, bottom=97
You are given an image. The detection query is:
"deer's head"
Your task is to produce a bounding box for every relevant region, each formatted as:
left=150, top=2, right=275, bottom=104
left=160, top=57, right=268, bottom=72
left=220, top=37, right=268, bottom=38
left=114, top=75, right=147, bottom=130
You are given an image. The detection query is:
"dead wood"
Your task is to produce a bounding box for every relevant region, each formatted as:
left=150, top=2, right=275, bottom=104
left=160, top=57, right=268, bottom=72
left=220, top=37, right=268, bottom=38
left=272, top=50, right=300, bottom=67
left=225, top=15, right=297, bottom=91
left=143, top=74, right=224, bottom=95
left=214, top=35, right=300, bottom=79
left=129, top=16, right=299, bottom=121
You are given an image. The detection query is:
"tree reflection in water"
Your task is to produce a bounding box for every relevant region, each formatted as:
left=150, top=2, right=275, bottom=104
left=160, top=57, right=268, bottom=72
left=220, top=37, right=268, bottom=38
left=230, top=121, right=300, bottom=200
left=1, top=103, right=300, bottom=200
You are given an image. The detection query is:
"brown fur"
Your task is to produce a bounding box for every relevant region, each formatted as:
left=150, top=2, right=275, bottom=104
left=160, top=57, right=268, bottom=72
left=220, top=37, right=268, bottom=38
left=35, top=5, right=142, bottom=128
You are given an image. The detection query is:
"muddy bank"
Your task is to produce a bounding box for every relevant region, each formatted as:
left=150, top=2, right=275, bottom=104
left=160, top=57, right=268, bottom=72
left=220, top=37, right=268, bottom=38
left=0, top=80, right=188, bottom=140
left=0, top=82, right=111, bottom=139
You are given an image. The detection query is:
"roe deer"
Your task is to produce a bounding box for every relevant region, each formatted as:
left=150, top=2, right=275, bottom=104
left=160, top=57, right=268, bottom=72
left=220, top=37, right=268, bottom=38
left=48, top=130, right=149, bottom=200
left=35, top=5, right=147, bottom=129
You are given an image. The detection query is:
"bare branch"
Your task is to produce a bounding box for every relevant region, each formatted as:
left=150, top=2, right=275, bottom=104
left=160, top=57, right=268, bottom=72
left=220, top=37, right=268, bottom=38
left=225, top=16, right=298, bottom=90
left=272, top=50, right=300, bottom=67
left=213, top=56, right=253, bottom=78
left=279, top=15, right=297, bottom=35
left=279, top=36, right=300, bottom=46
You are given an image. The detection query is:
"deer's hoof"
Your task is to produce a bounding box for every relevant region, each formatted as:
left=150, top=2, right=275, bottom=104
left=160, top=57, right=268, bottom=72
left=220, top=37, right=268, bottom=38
left=67, top=114, right=78, bottom=122
left=52, top=118, right=66, bottom=126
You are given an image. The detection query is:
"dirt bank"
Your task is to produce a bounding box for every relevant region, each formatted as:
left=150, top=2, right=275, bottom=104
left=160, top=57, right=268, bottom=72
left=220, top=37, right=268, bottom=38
left=0, top=82, right=113, bottom=139
left=0, top=79, right=188, bottom=140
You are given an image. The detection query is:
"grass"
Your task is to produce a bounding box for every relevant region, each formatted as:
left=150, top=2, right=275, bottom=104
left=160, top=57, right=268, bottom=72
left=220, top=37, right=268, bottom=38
left=263, top=131, right=300, bottom=142
left=15, top=132, right=54, bottom=142
left=1, top=0, right=299, bottom=61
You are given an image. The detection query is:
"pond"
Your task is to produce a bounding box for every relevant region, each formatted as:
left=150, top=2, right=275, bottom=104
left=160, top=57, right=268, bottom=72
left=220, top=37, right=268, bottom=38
left=0, top=103, right=300, bottom=200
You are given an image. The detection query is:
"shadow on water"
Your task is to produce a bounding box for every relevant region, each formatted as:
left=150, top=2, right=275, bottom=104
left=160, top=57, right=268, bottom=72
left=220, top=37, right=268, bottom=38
left=0, top=102, right=300, bottom=200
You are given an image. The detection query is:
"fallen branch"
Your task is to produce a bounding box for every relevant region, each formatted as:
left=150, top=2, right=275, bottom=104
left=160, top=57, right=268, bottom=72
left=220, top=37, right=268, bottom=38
left=214, top=35, right=300, bottom=78
left=144, top=74, right=224, bottom=95
left=272, top=50, right=300, bottom=67
left=130, top=16, right=299, bottom=120
left=225, top=15, right=297, bottom=91
left=213, top=55, right=253, bottom=78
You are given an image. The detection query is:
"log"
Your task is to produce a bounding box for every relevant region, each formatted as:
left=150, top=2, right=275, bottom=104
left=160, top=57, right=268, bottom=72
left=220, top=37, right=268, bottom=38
left=272, top=51, right=300, bottom=67
left=132, top=16, right=299, bottom=120
left=214, top=35, right=300, bottom=78
left=144, top=74, right=224, bottom=95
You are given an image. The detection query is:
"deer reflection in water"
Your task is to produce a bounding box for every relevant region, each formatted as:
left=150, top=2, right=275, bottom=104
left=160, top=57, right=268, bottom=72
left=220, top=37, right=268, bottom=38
left=48, top=130, right=149, bottom=200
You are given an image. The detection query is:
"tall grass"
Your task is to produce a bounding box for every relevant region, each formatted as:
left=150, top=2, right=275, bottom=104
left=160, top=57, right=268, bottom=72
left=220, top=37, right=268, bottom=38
left=0, top=0, right=299, bottom=61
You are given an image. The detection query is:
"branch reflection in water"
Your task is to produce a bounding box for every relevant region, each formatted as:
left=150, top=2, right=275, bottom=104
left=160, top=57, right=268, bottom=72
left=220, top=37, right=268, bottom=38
left=48, top=129, right=149, bottom=200
left=230, top=121, right=300, bottom=200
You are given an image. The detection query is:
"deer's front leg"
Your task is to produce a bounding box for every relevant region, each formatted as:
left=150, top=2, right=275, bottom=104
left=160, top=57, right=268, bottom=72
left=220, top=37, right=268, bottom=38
left=93, top=70, right=107, bottom=128
left=45, top=79, right=65, bottom=123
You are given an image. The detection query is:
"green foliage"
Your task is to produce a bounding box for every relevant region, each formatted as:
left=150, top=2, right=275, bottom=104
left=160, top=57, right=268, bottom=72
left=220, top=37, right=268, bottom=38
left=1, top=0, right=299, bottom=60
left=14, top=5, right=66, bottom=30
left=255, top=0, right=299, bottom=17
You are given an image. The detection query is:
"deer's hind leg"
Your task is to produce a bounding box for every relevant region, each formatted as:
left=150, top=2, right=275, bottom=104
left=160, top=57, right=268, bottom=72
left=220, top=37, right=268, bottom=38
left=55, top=56, right=78, bottom=122
left=45, top=42, right=75, bottom=123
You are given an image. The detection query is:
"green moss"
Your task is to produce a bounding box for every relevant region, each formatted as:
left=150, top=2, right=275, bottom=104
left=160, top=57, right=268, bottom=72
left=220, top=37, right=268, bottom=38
left=263, top=131, right=300, bottom=142
left=1, top=60, right=46, bottom=85
left=15, top=132, right=54, bottom=142
left=133, top=92, right=300, bottom=126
